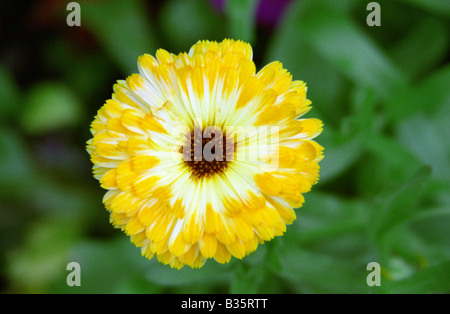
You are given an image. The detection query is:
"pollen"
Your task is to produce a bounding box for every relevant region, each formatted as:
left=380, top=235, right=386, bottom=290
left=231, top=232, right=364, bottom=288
left=181, top=127, right=235, bottom=179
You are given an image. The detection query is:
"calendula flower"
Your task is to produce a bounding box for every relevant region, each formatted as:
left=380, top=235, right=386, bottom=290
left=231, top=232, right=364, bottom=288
left=86, top=39, right=323, bottom=269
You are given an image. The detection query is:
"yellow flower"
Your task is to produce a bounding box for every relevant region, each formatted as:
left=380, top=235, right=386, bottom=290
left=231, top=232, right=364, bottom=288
left=86, top=39, right=323, bottom=269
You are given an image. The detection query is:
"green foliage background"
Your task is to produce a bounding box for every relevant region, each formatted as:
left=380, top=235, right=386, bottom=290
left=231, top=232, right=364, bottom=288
left=1, top=0, right=449, bottom=294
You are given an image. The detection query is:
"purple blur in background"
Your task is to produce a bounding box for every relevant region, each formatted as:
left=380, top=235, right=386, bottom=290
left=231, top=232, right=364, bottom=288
left=212, top=0, right=292, bottom=28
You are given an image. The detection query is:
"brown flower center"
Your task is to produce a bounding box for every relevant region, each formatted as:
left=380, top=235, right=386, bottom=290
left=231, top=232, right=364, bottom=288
left=180, top=127, right=235, bottom=179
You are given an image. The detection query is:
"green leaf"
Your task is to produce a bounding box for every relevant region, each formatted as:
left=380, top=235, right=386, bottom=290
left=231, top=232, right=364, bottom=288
left=343, top=86, right=379, bottom=137
left=20, top=82, right=83, bottom=134
left=230, top=263, right=261, bottom=293
left=0, top=64, right=20, bottom=119
left=144, top=258, right=233, bottom=287
left=42, top=38, right=113, bottom=100
left=278, top=247, right=371, bottom=293
left=318, top=132, right=363, bottom=184
left=82, top=0, right=157, bottom=74
left=295, top=192, right=368, bottom=244
left=289, top=192, right=373, bottom=262
left=385, top=64, right=450, bottom=121
left=409, top=208, right=450, bottom=249
left=226, top=0, right=258, bottom=43
left=159, top=0, right=227, bottom=53
left=58, top=237, right=150, bottom=293
left=266, top=251, right=282, bottom=273
left=299, top=0, right=407, bottom=100
left=383, top=261, right=450, bottom=293
left=384, top=225, right=433, bottom=265
left=111, top=276, right=161, bottom=294
left=7, top=219, right=81, bottom=293
left=0, top=128, right=35, bottom=190
left=363, top=135, right=423, bottom=185
left=390, top=17, right=449, bottom=79
left=396, top=0, right=450, bottom=18
left=385, top=257, right=416, bottom=281
left=396, top=114, right=450, bottom=181
left=370, top=166, right=431, bottom=242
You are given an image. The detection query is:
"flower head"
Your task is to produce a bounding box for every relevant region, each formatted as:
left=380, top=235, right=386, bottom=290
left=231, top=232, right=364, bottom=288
left=86, top=39, right=323, bottom=269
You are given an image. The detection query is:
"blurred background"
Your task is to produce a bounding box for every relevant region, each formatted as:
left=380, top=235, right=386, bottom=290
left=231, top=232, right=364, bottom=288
left=0, top=0, right=449, bottom=294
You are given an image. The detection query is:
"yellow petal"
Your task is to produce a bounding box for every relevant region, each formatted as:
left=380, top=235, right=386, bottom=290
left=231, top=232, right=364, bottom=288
left=213, top=241, right=231, bottom=264
left=199, top=233, right=217, bottom=258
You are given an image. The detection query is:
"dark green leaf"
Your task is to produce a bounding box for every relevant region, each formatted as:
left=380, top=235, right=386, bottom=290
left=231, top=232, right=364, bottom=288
left=159, top=0, right=227, bottom=53
left=226, top=0, right=258, bottom=43
left=295, top=192, right=368, bottom=244
left=82, top=0, right=157, bottom=74
left=59, top=237, right=149, bottom=293
left=144, top=258, right=233, bottom=287
left=0, top=128, right=35, bottom=190
left=385, top=64, right=450, bottom=121
left=0, top=64, right=20, bottom=119
left=345, top=86, right=379, bottom=137
left=318, top=133, right=363, bottom=184
left=396, top=114, right=450, bottom=181
left=278, top=247, right=371, bottom=293
left=230, top=263, right=261, bottom=293
left=390, top=17, right=448, bottom=79
left=364, top=135, right=423, bottom=184
left=7, top=219, right=81, bottom=293
left=409, top=208, right=450, bottom=248
left=396, top=0, right=450, bottom=18
left=266, top=247, right=283, bottom=273
left=20, top=82, right=83, bottom=134
left=383, top=261, right=450, bottom=293
left=299, top=0, right=407, bottom=100
left=370, top=166, right=431, bottom=242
